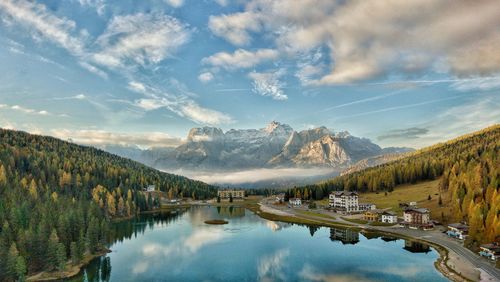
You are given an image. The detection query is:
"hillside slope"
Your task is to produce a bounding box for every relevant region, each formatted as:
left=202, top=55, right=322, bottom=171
left=0, top=128, right=216, bottom=279
left=293, top=125, right=500, bottom=247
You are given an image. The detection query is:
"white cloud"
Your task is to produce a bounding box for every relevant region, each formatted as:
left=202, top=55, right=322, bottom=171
left=164, top=0, right=184, bottom=8
left=208, top=12, right=261, bottom=46
left=249, top=70, right=288, bottom=100
left=128, top=81, right=148, bottom=93
left=0, top=0, right=85, bottom=55
left=179, top=102, right=233, bottom=125
left=299, top=265, right=374, bottom=282
left=77, top=0, right=106, bottom=16
left=7, top=104, right=56, bottom=116
left=451, top=76, right=500, bottom=92
left=198, top=72, right=214, bottom=83
left=79, top=62, right=108, bottom=79
left=93, top=13, right=191, bottom=69
left=258, top=249, right=290, bottom=282
left=50, top=129, right=183, bottom=147
left=208, top=0, right=500, bottom=84
left=202, top=48, right=279, bottom=70
left=135, top=98, right=167, bottom=111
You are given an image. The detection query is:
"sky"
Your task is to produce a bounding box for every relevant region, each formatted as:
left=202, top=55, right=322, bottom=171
left=0, top=0, right=499, bottom=149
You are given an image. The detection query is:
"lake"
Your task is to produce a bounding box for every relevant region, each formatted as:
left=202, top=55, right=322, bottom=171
left=76, top=206, right=447, bottom=281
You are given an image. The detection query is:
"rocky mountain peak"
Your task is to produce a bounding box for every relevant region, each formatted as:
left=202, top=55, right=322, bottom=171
left=264, top=121, right=293, bottom=135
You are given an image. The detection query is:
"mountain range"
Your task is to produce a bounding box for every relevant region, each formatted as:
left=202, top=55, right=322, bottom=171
left=104, top=121, right=413, bottom=172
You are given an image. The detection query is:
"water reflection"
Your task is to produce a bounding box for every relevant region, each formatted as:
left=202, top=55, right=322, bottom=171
left=76, top=206, right=445, bottom=282
left=329, top=227, right=360, bottom=245
left=80, top=256, right=111, bottom=282
left=403, top=240, right=431, bottom=253
left=216, top=206, right=245, bottom=217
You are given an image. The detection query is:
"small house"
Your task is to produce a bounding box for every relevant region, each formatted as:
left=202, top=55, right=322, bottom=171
left=275, top=193, right=285, bottom=204
left=479, top=243, right=500, bottom=261
left=447, top=223, right=469, bottom=240
left=145, top=185, right=155, bottom=192
left=381, top=211, right=398, bottom=224
left=363, top=210, right=381, bottom=221
left=289, top=198, right=302, bottom=206
left=403, top=208, right=430, bottom=224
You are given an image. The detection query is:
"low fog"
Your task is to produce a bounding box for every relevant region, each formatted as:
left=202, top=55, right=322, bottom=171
left=165, top=168, right=339, bottom=188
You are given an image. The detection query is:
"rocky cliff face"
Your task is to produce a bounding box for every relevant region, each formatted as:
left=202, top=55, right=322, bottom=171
left=291, top=135, right=351, bottom=166
left=106, top=121, right=410, bottom=171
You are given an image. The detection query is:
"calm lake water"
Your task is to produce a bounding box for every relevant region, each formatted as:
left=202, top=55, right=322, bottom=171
left=76, top=206, right=447, bottom=282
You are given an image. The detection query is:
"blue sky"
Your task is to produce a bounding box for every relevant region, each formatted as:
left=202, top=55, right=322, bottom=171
left=0, top=0, right=499, bottom=149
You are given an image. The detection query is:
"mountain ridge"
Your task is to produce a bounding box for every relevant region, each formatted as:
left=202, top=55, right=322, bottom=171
left=105, top=121, right=413, bottom=172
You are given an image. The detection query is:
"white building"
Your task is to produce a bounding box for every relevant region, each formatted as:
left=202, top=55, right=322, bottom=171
left=447, top=223, right=469, bottom=240
left=275, top=193, right=285, bottom=203
left=289, top=198, right=302, bottom=206
left=217, top=190, right=245, bottom=199
left=329, top=191, right=359, bottom=213
left=145, top=185, right=155, bottom=192
left=359, top=203, right=376, bottom=211
left=381, top=211, right=398, bottom=224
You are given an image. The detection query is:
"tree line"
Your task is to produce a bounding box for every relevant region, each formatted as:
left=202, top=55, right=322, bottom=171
left=0, top=129, right=217, bottom=280
left=289, top=125, right=500, bottom=246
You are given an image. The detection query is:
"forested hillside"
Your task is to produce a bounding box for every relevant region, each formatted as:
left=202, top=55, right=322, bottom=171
left=0, top=128, right=216, bottom=280
left=292, top=125, right=500, bottom=247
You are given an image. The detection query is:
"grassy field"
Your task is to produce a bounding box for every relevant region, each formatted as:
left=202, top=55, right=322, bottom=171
left=358, top=179, right=452, bottom=221
left=341, top=217, right=368, bottom=224
left=296, top=210, right=337, bottom=220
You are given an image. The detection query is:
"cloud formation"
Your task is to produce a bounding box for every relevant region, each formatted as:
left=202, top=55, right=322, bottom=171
left=249, top=69, right=288, bottom=100
left=198, top=72, right=214, bottom=83
left=0, top=103, right=59, bottom=116
left=93, top=13, right=191, bottom=69
left=128, top=80, right=233, bottom=125
left=377, top=127, right=429, bottom=141
left=0, top=0, right=85, bottom=55
left=202, top=48, right=278, bottom=70
left=50, top=129, right=182, bottom=147
left=209, top=0, right=500, bottom=84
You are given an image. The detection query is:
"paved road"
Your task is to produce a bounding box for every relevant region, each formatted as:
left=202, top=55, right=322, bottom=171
left=260, top=201, right=500, bottom=281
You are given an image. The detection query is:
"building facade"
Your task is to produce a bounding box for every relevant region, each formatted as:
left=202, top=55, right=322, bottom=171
left=275, top=193, right=285, bottom=203
left=447, top=223, right=469, bottom=240
left=289, top=198, right=302, bottom=206
left=403, top=208, right=431, bottom=229
left=217, top=190, right=245, bottom=199
left=479, top=243, right=500, bottom=261
left=381, top=211, right=398, bottom=223
left=363, top=210, right=380, bottom=221
left=329, top=191, right=359, bottom=213
left=358, top=203, right=376, bottom=211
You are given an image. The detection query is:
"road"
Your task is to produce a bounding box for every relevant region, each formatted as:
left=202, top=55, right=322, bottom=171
left=259, top=200, right=500, bottom=281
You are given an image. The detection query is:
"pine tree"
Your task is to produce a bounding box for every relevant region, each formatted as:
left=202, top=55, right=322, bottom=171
left=6, top=243, right=20, bottom=280
left=47, top=230, right=61, bottom=270
left=15, top=255, right=27, bottom=281
left=70, top=241, right=80, bottom=264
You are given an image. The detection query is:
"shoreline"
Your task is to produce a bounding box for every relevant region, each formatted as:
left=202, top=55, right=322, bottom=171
left=26, top=249, right=110, bottom=281
left=249, top=202, right=480, bottom=282
left=25, top=201, right=488, bottom=281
